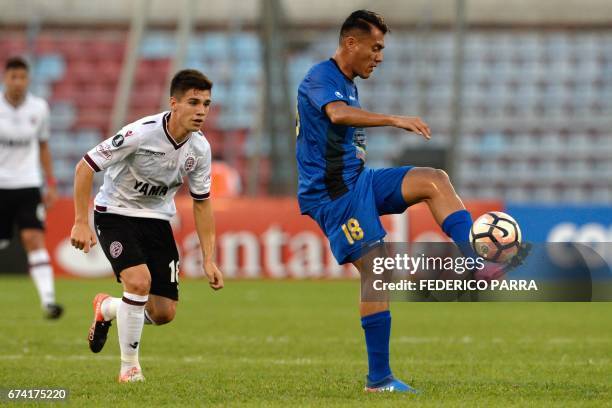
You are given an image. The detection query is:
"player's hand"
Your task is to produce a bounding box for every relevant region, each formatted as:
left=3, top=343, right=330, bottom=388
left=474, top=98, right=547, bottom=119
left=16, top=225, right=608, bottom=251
left=392, top=116, right=431, bottom=140
left=70, top=222, right=97, bottom=253
left=44, top=185, right=58, bottom=208
left=204, top=260, right=224, bottom=291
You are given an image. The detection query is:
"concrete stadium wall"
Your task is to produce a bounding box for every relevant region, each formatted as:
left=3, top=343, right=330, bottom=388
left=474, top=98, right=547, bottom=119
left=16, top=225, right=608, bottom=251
left=1, top=0, right=611, bottom=25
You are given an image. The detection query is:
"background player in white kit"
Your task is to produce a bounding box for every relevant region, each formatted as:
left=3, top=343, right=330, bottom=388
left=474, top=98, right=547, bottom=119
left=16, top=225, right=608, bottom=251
left=0, top=57, right=62, bottom=319
left=70, top=69, right=224, bottom=382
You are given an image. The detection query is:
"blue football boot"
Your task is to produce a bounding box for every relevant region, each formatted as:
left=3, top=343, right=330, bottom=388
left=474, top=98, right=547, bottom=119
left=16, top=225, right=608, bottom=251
left=365, top=375, right=420, bottom=393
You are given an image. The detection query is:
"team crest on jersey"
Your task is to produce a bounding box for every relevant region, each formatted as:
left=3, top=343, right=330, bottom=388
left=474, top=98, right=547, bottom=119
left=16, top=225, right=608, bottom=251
left=184, top=155, right=196, bottom=172
left=96, top=143, right=112, bottom=160
left=112, top=134, right=124, bottom=147
left=110, top=241, right=123, bottom=258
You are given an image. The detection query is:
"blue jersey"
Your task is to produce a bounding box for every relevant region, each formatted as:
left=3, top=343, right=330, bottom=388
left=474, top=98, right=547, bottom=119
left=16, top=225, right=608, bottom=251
left=296, top=59, right=366, bottom=214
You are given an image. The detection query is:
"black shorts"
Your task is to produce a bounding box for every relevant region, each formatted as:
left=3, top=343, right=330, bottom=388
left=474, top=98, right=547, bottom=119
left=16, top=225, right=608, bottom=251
left=94, top=211, right=180, bottom=301
left=0, top=188, right=45, bottom=242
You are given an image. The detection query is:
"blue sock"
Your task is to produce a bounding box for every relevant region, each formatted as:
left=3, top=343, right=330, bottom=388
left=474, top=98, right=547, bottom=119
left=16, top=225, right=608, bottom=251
left=441, top=209, right=478, bottom=258
left=361, top=310, right=392, bottom=383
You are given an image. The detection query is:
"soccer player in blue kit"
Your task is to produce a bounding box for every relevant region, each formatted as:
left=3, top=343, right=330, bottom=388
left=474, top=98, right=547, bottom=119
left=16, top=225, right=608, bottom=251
left=296, top=10, right=478, bottom=393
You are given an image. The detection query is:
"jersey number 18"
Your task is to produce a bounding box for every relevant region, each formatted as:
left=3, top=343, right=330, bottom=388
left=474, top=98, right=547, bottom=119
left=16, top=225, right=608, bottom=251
left=341, top=218, right=364, bottom=245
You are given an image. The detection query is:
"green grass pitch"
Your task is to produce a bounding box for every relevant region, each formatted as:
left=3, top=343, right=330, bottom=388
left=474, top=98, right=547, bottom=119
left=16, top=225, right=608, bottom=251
left=0, top=276, right=611, bottom=407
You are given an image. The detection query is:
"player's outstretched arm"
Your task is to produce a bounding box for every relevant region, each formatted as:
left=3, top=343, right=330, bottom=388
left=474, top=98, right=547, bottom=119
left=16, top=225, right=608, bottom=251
left=70, top=159, right=97, bottom=253
left=324, top=101, right=431, bottom=139
left=193, top=199, right=224, bottom=290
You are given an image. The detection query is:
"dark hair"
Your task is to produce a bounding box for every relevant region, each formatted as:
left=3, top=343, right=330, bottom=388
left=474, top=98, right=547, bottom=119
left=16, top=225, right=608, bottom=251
left=5, top=56, right=29, bottom=72
left=340, top=10, right=389, bottom=41
left=170, top=69, right=213, bottom=98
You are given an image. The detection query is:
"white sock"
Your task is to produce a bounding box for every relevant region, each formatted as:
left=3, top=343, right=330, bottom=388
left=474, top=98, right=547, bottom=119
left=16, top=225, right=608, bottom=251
left=28, top=249, right=55, bottom=308
left=117, top=292, right=148, bottom=372
left=101, top=297, right=121, bottom=321
left=144, top=309, right=155, bottom=325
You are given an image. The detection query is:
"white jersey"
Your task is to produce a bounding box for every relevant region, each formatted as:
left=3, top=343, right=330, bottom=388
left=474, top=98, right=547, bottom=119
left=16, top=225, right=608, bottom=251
left=0, top=93, right=50, bottom=189
left=84, top=111, right=211, bottom=221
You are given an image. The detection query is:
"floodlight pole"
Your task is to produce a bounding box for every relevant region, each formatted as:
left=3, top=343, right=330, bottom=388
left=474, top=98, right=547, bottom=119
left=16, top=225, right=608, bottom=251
left=259, top=0, right=295, bottom=195
left=110, top=0, right=150, bottom=135
left=448, top=0, right=467, bottom=182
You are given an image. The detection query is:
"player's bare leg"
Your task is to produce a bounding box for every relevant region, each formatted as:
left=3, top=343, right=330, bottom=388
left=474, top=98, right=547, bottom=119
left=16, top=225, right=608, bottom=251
left=144, top=295, right=177, bottom=325
left=400, top=167, right=466, bottom=223
left=351, top=167, right=469, bottom=393
left=354, top=255, right=388, bottom=318
left=353, top=247, right=418, bottom=393
left=400, top=167, right=524, bottom=278
left=20, top=228, right=62, bottom=319
left=401, top=167, right=479, bottom=262
left=88, top=278, right=177, bottom=357
left=115, top=264, right=150, bottom=382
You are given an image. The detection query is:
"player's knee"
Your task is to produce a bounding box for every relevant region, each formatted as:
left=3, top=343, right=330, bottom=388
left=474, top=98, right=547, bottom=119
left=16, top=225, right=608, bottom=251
left=411, top=167, right=450, bottom=199
left=422, top=167, right=451, bottom=195
left=432, top=168, right=451, bottom=187
left=150, top=306, right=176, bottom=325
left=124, top=275, right=151, bottom=295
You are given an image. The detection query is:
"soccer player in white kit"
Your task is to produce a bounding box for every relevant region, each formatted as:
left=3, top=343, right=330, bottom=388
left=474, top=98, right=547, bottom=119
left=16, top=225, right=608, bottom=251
left=0, top=57, right=62, bottom=319
left=70, top=69, right=224, bottom=382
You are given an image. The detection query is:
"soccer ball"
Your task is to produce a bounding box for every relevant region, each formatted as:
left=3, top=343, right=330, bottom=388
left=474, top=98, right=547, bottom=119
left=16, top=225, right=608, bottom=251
left=469, top=211, right=522, bottom=264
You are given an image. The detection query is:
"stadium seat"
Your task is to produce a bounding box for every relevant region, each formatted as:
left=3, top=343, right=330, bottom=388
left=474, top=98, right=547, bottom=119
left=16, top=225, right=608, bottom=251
left=12, top=27, right=608, bottom=201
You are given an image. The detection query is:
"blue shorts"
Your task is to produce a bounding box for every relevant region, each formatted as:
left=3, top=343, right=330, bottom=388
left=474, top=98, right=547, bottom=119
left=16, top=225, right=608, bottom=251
left=307, top=166, right=413, bottom=265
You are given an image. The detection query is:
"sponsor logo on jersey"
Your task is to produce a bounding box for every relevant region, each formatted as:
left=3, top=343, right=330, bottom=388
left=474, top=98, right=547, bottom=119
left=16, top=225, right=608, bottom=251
left=0, top=138, right=30, bottom=147
left=110, top=241, right=123, bottom=258
left=353, top=128, right=367, bottom=161
left=335, top=91, right=344, bottom=98
left=112, top=134, right=124, bottom=147
left=184, top=156, right=196, bottom=172
left=134, top=180, right=169, bottom=196
left=136, top=148, right=165, bottom=157
left=96, top=143, right=112, bottom=160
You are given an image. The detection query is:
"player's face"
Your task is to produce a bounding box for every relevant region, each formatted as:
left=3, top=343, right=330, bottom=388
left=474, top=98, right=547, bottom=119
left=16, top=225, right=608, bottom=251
left=350, top=27, right=385, bottom=79
left=170, top=88, right=212, bottom=132
left=3, top=68, right=29, bottom=100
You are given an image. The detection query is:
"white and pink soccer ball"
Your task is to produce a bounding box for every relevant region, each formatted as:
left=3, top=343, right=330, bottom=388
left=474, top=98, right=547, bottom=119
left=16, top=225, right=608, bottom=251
left=470, top=211, right=522, bottom=264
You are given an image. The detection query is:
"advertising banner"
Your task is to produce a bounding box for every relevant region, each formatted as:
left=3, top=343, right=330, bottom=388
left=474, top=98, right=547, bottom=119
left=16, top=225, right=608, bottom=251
left=44, top=197, right=502, bottom=278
